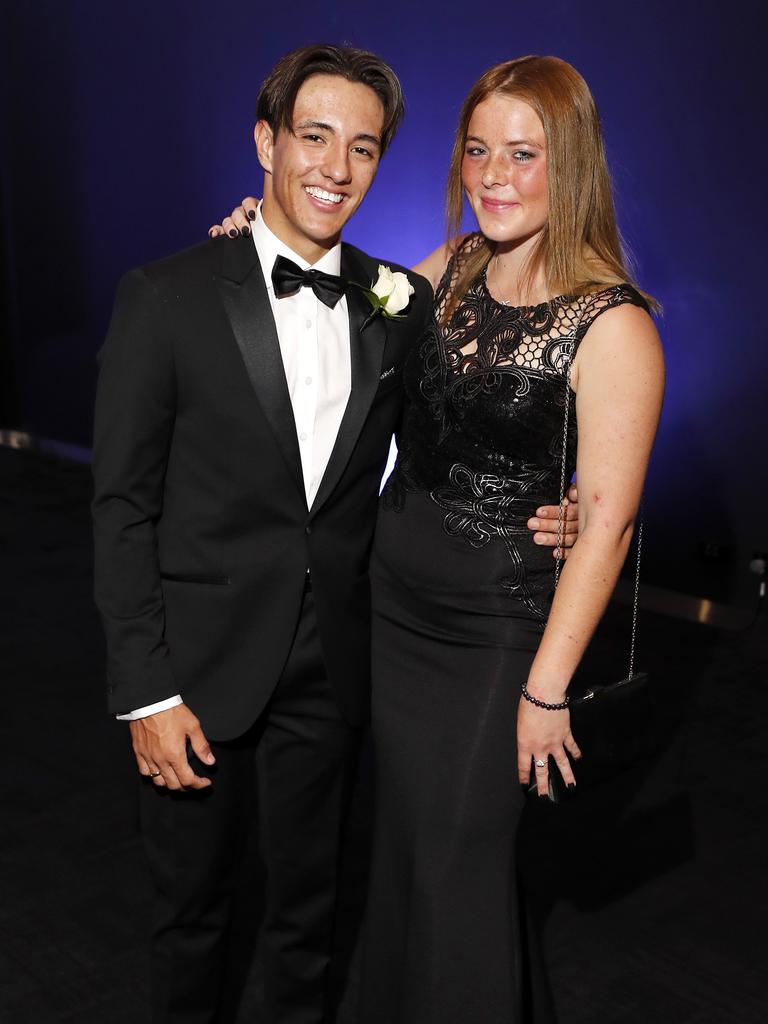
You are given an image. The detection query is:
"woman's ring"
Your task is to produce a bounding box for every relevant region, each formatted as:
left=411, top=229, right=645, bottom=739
left=149, top=769, right=162, bottom=778
left=535, top=758, right=546, bottom=769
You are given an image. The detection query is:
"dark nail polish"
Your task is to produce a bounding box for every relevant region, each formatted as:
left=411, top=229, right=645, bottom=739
left=241, top=226, right=251, bottom=237
left=228, top=228, right=238, bottom=238
left=567, top=783, right=576, bottom=789
left=247, top=208, right=256, bottom=221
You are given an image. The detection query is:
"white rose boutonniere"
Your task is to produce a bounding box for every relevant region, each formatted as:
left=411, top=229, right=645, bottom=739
left=357, top=264, right=415, bottom=323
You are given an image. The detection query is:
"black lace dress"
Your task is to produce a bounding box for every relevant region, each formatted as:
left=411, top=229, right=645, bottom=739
left=361, top=235, right=647, bottom=1023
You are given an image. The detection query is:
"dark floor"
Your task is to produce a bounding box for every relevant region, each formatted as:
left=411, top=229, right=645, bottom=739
left=1, top=445, right=766, bottom=1024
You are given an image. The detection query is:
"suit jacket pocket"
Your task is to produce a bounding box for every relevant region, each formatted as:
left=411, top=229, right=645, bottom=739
left=376, top=369, right=403, bottom=397
left=160, top=572, right=231, bottom=585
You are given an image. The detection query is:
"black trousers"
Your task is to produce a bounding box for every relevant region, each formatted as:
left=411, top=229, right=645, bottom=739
left=139, top=590, right=361, bottom=1024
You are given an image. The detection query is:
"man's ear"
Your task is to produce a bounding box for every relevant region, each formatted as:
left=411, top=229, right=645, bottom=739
left=254, top=120, right=274, bottom=174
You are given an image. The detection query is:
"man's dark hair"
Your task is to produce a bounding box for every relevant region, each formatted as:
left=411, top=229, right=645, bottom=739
left=256, top=43, right=405, bottom=155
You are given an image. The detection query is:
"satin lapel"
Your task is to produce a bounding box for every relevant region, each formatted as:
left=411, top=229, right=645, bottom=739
left=216, top=237, right=305, bottom=503
left=309, top=247, right=387, bottom=517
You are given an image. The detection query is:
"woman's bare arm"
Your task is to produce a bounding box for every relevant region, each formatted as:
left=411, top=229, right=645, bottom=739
left=517, top=301, right=665, bottom=789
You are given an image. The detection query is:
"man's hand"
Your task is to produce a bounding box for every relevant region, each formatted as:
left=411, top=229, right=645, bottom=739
left=130, top=704, right=215, bottom=791
left=526, top=483, right=579, bottom=559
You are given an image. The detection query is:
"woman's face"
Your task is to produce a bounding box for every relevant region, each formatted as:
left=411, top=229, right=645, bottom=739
left=461, top=94, right=548, bottom=246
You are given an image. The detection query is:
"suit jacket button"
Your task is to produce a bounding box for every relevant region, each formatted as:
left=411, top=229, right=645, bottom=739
left=305, top=524, right=312, bottom=535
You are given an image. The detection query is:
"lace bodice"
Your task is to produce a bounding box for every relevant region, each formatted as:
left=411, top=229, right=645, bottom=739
left=382, top=233, right=648, bottom=621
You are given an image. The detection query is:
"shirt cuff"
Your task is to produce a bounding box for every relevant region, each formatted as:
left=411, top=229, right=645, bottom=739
left=116, top=694, right=184, bottom=721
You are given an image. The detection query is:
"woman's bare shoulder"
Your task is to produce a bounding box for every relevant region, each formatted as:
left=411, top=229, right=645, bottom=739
left=412, top=233, right=479, bottom=290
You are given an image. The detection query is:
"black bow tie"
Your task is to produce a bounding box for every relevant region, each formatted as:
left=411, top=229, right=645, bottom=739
left=271, top=254, right=346, bottom=309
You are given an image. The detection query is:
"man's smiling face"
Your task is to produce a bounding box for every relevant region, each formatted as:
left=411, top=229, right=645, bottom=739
left=255, top=74, right=385, bottom=263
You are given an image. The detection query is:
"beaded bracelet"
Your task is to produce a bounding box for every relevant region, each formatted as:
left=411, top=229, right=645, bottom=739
left=520, top=684, right=570, bottom=711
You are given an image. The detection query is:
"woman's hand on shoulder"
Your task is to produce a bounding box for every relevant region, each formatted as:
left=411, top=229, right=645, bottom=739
left=412, top=236, right=464, bottom=290
left=208, top=197, right=260, bottom=239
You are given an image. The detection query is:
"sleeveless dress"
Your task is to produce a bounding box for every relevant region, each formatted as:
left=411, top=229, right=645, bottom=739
left=360, top=235, right=648, bottom=1023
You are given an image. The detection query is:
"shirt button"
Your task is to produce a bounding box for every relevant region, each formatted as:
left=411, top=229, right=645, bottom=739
left=305, top=319, right=312, bottom=328
left=305, top=376, right=312, bottom=385
left=299, top=432, right=307, bottom=442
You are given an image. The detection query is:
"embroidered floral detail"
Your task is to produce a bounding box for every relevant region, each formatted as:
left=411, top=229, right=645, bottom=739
left=430, top=463, right=552, bottom=622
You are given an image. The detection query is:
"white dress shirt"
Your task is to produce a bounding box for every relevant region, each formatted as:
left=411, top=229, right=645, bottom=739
left=118, top=207, right=352, bottom=721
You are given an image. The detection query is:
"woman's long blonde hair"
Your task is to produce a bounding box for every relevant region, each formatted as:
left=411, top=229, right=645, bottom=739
left=443, top=55, right=656, bottom=322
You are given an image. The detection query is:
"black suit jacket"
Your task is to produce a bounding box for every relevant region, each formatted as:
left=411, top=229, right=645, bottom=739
left=92, top=234, right=432, bottom=739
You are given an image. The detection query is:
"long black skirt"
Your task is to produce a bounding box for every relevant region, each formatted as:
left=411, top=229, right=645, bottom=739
left=359, top=492, right=557, bottom=1024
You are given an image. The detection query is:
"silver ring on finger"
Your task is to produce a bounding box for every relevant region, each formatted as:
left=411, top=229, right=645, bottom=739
left=535, top=758, right=547, bottom=768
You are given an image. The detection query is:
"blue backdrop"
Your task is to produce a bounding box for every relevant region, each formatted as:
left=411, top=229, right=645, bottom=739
left=2, top=0, right=766, bottom=605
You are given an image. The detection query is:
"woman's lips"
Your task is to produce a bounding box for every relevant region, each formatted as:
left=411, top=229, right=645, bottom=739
left=480, top=196, right=520, bottom=212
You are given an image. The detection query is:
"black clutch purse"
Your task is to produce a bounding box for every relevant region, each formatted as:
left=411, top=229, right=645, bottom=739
left=569, top=670, right=655, bottom=781
left=535, top=670, right=655, bottom=803
left=563, top=517, right=655, bottom=789
left=542, top=341, right=655, bottom=800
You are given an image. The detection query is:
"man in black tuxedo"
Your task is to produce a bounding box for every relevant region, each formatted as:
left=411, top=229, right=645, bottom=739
left=93, top=43, right=572, bottom=1024
left=93, top=44, right=434, bottom=1023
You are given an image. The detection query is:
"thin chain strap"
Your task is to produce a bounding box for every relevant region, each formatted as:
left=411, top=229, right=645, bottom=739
left=554, top=357, right=572, bottom=588
left=628, top=514, right=643, bottom=679
left=554, top=315, right=643, bottom=681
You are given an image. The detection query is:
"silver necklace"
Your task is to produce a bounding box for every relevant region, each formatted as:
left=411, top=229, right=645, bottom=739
left=489, top=255, right=554, bottom=309
left=488, top=254, right=515, bottom=306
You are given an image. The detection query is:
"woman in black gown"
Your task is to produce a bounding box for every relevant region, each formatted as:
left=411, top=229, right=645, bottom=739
left=360, top=57, right=664, bottom=1022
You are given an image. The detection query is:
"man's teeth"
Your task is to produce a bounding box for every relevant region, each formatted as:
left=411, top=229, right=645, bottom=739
left=304, top=186, right=344, bottom=205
